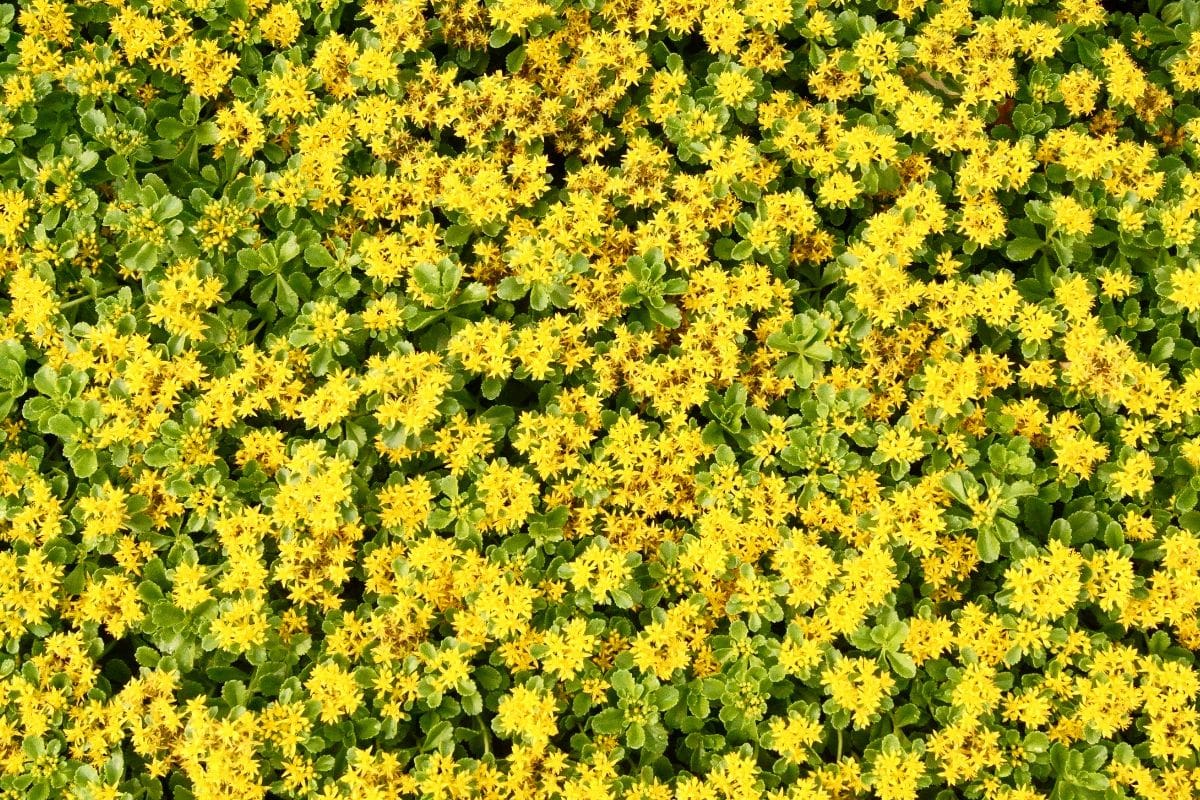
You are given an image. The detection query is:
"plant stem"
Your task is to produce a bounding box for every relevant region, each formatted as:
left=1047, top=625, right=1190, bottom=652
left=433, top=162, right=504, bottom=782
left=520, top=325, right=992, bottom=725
left=915, top=70, right=961, bottom=100
left=59, top=287, right=121, bottom=311
left=475, top=715, right=492, bottom=758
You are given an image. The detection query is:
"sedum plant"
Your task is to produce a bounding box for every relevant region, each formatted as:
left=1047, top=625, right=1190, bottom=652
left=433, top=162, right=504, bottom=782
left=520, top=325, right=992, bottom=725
left=3, top=1, right=1200, bottom=800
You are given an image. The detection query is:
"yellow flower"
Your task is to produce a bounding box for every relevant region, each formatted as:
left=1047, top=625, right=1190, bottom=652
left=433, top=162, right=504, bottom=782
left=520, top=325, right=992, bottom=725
left=1049, top=195, right=1094, bottom=237
left=0, top=188, right=31, bottom=242
left=476, top=460, right=538, bottom=532
left=306, top=661, right=363, bottom=723
left=171, top=561, right=212, bottom=611
left=1112, top=450, right=1155, bottom=497
left=821, top=657, right=896, bottom=729
left=713, top=70, right=755, bottom=106
left=1004, top=541, right=1085, bottom=621
left=817, top=171, right=860, bottom=208
left=871, top=748, right=925, bottom=800
left=495, top=685, right=557, bottom=747
left=957, top=193, right=1007, bottom=246
left=211, top=596, right=269, bottom=652
left=540, top=617, right=597, bottom=680
left=260, top=3, right=302, bottom=48
left=1058, top=69, right=1100, bottom=116
left=766, top=712, right=823, bottom=764
left=877, top=425, right=925, bottom=464
left=1170, top=265, right=1200, bottom=312
left=175, top=38, right=239, bottom=99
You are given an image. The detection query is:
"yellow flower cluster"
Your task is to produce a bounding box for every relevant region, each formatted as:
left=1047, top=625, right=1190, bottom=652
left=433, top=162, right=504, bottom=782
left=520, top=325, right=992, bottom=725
left=3, top=0, right=1200, bottom=799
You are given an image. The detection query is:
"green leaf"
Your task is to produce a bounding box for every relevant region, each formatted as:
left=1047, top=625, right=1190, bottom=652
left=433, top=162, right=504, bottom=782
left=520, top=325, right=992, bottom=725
left=530, top=283, right=551, bottom=311
left=304, top=244, right=336, bottom=269
left=730, top=240, right=754, bottom=261
left=475, top=665, right=502, bottom=691
left=496, top=277, right=527, bottom=301
left=275, top=274, right=300, bottom=316
left=507, top=46, right=527, bottom=72
left=137, top=580, right=164, bottom=603
left=152, top=602, right=187, bottom=628
left=1150, top=337, right=1175, bottom=362
left=1067, top=511, right=1098, bottom=543
left=135, top=646, right=161, bottom=667
left=46, top=413, right=78, bottom=439
left=941, top=472, right=970, bottom=505
left=481, top=376, right=504, bottom=400
left=33, top=366, right=58, bottom=396
left=649, top=303, right=682, bottom=328
left=22, top=735, right=45, bottom=758
left=80, top=109, right=107, bottom=136
left=413, top=262, right=441, bottom=297
left=143, top=444, right=176, bottom=468
left=892, top=703, right=920, bottom=728
left=461, top=692, right=483, bottom=715
left=489, top=27, right=512, bottom=48
left=592, top=707, right=624, bottom=734
left=887, top=651, right=916, bottom=679
left=445, top=225, right=473, bottom=247
left=611, top=668, right=636, bottom=696
left=71, top=449, right=98, bottom=478
left=181, top=94, right=202, bottom=125
left=978, top=529, right=1001, bottom=563
left=1003, top=236, right=1041, bottom=261
left=423, top=720, right=452, bottom=751
left=1024, top=731, right=1050, bottom=754
left=125, top=241, right=159, bottom=273
left=626, top=722, right=645, bottom=749
left=195, top=121, right=220, bottom=146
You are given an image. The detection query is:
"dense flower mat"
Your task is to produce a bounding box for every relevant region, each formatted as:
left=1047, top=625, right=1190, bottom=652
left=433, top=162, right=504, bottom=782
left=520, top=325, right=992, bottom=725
left=7, top=0, right=1200, bottom=797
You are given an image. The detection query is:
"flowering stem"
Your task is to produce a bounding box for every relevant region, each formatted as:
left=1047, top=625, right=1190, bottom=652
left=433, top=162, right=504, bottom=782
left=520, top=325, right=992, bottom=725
left=915, top=70, right=960, bottom=100
left=59, top=287, right=121, bottom=311
left=475, top=715, right=491, bottom=757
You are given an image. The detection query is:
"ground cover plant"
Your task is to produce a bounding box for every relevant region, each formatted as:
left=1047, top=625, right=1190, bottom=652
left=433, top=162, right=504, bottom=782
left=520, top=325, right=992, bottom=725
left=4, top=0, right=1200, bottom=797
